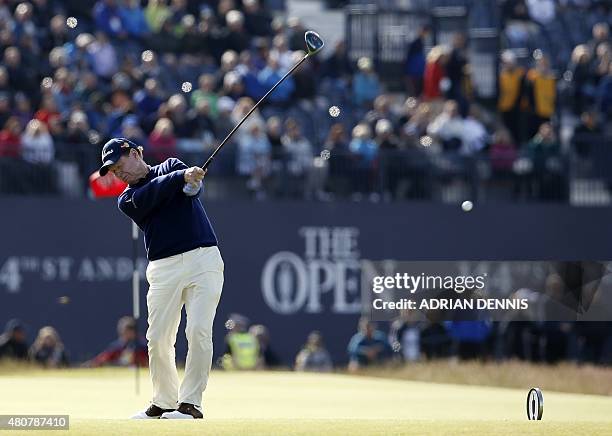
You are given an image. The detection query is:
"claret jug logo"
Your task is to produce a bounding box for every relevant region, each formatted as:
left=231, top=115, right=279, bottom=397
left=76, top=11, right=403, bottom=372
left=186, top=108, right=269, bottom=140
left=261, top=227, right=362, bottom=314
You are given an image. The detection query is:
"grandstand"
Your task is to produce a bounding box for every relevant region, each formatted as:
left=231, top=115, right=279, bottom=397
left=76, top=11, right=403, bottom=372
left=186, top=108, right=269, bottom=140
left=0, top=0, right=609, bottom=204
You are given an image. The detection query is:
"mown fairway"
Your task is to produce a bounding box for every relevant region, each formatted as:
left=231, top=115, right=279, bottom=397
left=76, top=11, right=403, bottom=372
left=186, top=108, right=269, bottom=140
left=1, top=368, right=611, bottom=435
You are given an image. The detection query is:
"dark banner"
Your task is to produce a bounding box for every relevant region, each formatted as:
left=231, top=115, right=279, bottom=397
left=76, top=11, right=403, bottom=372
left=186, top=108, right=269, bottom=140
left=1, top=198, right=612, bottom=365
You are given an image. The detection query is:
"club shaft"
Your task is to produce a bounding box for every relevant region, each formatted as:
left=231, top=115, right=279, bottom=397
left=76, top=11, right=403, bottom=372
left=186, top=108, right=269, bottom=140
left=201, top=53, right=310, bottom=170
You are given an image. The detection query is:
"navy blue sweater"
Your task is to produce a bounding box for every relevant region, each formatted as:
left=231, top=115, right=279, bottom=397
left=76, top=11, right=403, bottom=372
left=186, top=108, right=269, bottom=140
left=117, top=158, right=218, bottom=261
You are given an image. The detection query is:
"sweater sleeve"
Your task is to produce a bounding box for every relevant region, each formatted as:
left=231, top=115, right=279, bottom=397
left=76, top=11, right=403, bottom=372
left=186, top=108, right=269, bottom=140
left=118, top=169, right=186, bottom=222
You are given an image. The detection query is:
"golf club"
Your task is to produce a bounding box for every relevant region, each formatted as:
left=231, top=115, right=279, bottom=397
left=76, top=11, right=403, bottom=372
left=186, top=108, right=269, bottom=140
left=183, top=30, right=325, bottom=195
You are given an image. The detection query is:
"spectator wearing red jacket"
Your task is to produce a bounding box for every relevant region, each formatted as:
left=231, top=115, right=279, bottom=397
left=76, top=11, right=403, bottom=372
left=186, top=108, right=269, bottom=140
left=34, top=96, right=61, bottom=129
left=85, top=316, right=147, bottom=367
left=0, top=117, right=22, bottom=157
left=423, top=45, right=448, bottom=101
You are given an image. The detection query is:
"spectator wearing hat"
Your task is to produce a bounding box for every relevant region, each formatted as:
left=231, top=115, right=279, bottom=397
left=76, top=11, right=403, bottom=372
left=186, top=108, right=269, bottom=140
left=0, top=319, right=29, bottom=360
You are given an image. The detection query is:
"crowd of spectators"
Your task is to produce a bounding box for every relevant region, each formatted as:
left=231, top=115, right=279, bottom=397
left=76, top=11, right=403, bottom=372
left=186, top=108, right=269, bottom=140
left=0, top=0, right=608, bottom=202
left=0, top=318, right=69, bottom=367
left=3, top=303, right=612, bottom=370
left=0, top=315, right=152, bottom=368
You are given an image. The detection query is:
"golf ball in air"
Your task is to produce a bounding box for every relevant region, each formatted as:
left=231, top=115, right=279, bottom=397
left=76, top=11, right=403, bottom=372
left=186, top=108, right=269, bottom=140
left=328, top=106, right=340, bottom=117
left=66, top=17, right=78, bottom=28
left=462, top=201, right=473, bottom=212
left=320, top=149, right=330, bottom=160
left=181, top=81, right=192, bottom=93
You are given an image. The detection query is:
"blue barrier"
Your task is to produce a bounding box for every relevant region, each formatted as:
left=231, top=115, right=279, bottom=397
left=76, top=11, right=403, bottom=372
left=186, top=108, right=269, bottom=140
left=1, top=198, right=612, bottom=365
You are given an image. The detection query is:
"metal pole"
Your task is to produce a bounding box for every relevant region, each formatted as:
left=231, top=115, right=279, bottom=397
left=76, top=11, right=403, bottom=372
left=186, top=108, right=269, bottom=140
left=132, top=221, right=140, bottom=395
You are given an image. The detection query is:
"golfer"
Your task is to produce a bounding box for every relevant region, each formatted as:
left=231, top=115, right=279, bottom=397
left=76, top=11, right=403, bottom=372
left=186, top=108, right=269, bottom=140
left=98, top=138, right=224, bottom=419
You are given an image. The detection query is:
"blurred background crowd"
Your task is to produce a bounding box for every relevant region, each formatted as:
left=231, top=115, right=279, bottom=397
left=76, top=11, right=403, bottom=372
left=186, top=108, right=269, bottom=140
left=3, top=311, right=611, bottom=369
left=0, top=0, right=609, bottom=203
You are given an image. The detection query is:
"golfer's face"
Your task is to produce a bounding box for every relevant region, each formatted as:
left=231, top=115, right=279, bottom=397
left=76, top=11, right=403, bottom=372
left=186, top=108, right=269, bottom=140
left=110, top=153, right=138, bottom=184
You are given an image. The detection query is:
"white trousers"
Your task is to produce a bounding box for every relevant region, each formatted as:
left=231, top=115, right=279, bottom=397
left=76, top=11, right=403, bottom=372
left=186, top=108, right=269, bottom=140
left=145, top=246, right=224, bottom=409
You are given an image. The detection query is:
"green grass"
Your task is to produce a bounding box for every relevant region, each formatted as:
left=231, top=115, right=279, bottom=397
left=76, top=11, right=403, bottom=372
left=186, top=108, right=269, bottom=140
left=1, top=368, right=611, bottom=435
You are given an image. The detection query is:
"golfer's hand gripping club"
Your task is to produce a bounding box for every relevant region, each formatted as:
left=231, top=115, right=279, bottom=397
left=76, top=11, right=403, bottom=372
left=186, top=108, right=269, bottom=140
left=183, top=166, right=206, bottom=196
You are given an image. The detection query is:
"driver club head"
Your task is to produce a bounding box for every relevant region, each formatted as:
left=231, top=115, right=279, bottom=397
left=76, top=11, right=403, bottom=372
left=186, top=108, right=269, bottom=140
left=304, top=30, right=324, bottom=55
